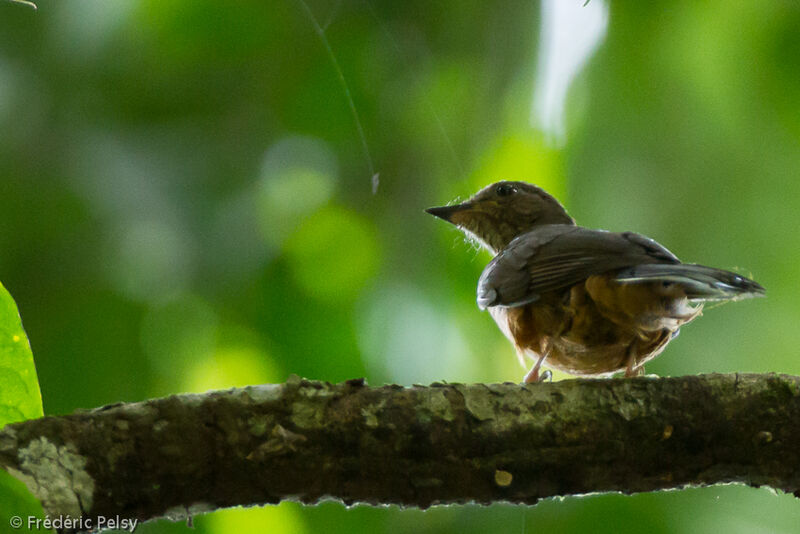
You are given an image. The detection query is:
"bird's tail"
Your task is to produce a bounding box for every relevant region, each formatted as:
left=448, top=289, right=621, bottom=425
left=614, top=264, right=765, bottom=301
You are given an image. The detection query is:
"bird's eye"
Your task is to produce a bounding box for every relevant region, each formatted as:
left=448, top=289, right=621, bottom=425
left=495, top=183, right=517, bottom=197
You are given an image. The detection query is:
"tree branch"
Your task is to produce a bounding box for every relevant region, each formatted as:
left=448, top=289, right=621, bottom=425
left=2, top=373, right=799, bottom=530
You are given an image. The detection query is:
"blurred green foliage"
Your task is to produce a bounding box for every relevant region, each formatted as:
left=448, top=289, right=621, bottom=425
left=0, top=0, right=798, bottom=532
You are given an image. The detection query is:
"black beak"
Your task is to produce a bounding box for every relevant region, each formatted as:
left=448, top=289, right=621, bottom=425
left=425, top=202, right=470, bottom=222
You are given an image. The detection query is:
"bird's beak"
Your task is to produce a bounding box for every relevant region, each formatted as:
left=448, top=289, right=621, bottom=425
left=425, top=202, right=473, bottom=223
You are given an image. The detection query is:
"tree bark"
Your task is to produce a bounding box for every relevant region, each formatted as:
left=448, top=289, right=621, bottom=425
left=2, top=373, right=799, bottom=531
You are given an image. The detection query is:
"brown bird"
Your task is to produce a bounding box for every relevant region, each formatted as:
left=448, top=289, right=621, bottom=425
left=426, top=181, right=764, bottom=381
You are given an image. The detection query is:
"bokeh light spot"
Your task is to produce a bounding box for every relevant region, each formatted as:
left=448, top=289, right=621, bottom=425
left=470, top=135, right=565, bottom=202
left=140, top=294, right=218, bottom=388
left=208, top=136, right=337, bottom=281
left=106, top=219, right=195, bottom=302
left=183, top=344, right=279, bottom=393
left=50, top=0, right=135, bottom=62
left=284, top=206, right=380, bottom=302
left=200, top=503, right=306, bottom=534
left=356, top=283, right=477, bottom=384
left=257, top=136, right=337, bottom=249
left=533, top=0, right=608, bottom=144
left=208, top=191, right=272, bottom=280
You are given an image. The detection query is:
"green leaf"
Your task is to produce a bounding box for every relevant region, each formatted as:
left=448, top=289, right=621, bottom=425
left=0, top=282, right=45, bottom=526
left=0, top=469, right=46, bottom=531
left=0, top=281, right=42, bottom=428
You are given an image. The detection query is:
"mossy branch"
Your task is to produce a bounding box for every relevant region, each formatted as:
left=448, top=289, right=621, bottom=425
left=1, top=373, right=799, bottom=531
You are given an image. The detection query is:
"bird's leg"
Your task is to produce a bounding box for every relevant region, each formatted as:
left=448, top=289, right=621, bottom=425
left=624, top=340, right=645, bottom=377
left=515, top=346, right=527, bottom=369
left=523, top=341, right=551, bottom=383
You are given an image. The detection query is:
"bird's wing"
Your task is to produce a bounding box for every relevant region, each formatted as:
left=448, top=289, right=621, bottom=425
left=477, top=225, right=680, bottom=309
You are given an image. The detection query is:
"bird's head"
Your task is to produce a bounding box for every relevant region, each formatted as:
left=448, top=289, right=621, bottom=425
left=426, top=181, right=574, bottom=255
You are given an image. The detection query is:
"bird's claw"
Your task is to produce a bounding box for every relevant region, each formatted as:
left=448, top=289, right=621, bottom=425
left=523, top=367, right=552, bottom=383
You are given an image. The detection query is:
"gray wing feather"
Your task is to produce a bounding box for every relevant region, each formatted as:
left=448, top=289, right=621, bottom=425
left=615, top=263, right=764, bottom=300
left=477, top=225, right=680, bottom=309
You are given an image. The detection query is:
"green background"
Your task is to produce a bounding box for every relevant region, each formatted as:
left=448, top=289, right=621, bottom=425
left=0, top=0, right=798, bottom=532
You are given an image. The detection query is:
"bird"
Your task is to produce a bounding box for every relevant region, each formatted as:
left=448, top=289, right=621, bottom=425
left=426, top=181, right=765, bottom=382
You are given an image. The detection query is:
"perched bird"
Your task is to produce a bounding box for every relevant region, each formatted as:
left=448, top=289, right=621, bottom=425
left=426, top=181, right=764, bottom=381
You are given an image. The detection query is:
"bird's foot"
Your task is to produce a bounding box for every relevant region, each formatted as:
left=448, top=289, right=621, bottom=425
left=624, top=340, right=644, bottom=377
left=523, top=367, right=552, bottom=383
left=624, top=364, right=645, bottom=378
